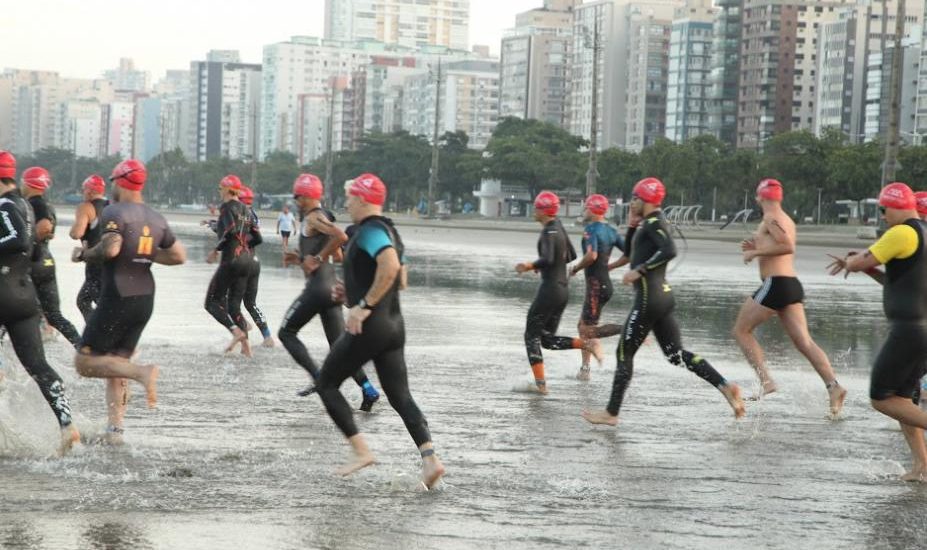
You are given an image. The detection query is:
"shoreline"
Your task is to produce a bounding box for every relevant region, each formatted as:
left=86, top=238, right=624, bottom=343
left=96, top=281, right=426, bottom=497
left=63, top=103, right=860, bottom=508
left=53, top=204, right=876, bottom=248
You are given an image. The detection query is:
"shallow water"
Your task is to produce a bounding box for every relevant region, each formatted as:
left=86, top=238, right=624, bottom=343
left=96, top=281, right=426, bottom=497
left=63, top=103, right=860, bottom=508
left=1, top=220, right=926, bottom=550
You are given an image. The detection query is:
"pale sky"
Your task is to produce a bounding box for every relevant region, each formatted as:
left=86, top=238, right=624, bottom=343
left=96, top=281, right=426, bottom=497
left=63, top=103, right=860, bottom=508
left=5, top=0, right=541, bottom=81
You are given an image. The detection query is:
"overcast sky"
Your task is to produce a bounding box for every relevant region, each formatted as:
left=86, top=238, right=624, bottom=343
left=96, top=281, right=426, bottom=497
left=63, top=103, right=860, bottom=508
left=5, top=0, right=541, bottom=81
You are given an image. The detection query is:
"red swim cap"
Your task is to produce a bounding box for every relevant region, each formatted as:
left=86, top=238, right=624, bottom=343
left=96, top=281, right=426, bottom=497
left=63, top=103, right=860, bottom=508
left=534, top=191, right=560, bottom=216
left=756, top=179, right=783, bottom=201
left=293, top=173, right=323, bottom=199
left=0, top=150, right=15, bottom=179
left=915, top=191, right=927, bottom=216
left=240, top=185, right=254, bottom=206
left=82, top=174, right=106, bottom=194
left=879, top=182, right=916, bottom=210
left=348, top=173, right=387, bottom=206
left=585, top=194, right=609, bottom=216
left=632, top=177, right=666, bottom=206
left=22, top=167, right=51, bottom=191
left=110, top=159, right=147, bottom=191
left=220, top=174, right=243, bottom=191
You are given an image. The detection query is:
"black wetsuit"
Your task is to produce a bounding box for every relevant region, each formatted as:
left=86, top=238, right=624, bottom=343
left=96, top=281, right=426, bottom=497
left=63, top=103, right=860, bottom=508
left=28, top=195, right=81, bottom=347
left=76, top=198, right=107, bottom=320
left=525, top=218, right=578, bottom=367
left=228, top=207, right=270, bottom=339
left=80, top=202, right=176, bottom=357
left=278, top=208, right=379, bottom=402
left=316, top=216, right=429, bottom=446
left=205, top=200, right=257, bottom=332
left=870, top=219, right=927, bottom=401
left=606, top=212, right=728, bottom=416
left=0, top=189, right=73, bottom=427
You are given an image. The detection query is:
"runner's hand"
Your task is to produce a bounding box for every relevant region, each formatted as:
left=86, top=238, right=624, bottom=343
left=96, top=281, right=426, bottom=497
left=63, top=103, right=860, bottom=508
left=331, top=281, right=346, bottom=304
left=346, top=306, right=371, bottom=335
left=206, top=250, right=219, bottom=264
left=515, top=262, right=534, bottom=273
left=826, top=254, right=850, bottom=278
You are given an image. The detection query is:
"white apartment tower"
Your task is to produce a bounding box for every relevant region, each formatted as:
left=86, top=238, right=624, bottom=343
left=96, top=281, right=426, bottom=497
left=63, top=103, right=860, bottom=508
left=324, top=0, right=470, bottom=51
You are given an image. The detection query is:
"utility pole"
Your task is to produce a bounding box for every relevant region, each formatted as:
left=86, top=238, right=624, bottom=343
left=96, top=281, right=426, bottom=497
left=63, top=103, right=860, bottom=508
left=325, top=77, right=337, bottom=206
left=250, top=103, right=258, bottom=191
left=427, top=58, right=442, bottom=218
left=881, top=0, right=906, bottom=189
left=585, top=7, right=602, bottom=197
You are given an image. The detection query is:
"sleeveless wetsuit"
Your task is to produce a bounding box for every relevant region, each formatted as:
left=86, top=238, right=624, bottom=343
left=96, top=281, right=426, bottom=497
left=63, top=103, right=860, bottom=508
left=76, top=197, right=107, bottom=320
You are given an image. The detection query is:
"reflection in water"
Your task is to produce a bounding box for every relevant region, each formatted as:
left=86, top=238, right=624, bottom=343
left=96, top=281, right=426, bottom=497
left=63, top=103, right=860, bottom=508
left=81, top=521, right=152, bottom=550
left=1, top=522, right=43, bottom=550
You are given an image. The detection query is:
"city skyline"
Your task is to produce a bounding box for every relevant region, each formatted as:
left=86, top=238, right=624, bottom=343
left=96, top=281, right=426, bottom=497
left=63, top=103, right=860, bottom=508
left=5, top=0, right=539, bottom=80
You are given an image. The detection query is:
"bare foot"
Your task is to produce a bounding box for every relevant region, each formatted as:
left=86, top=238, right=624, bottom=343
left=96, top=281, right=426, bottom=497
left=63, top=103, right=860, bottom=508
left=225, top=328, right=249, bottom=356
left=576, top=366, right=591, bottom=381
left=901, top=465, right=927, bottom=482
left=583, top=339, right=604, bottom=365
left=240, top=337, right=252, bottom=358
left=336, top=452, right=376, bottom=477
left=535, top=382, right=549, bottom=395
left=422, top=456, right=445, bottom=489
left=142, top=364, right=159, bottom=409
left=58, top=425, right=81, bottom=456
left=261, top=336, right=275, bottom=348
left=747, top=380, right=778, bottom=401
left=721, top=383, right=746, bottom=419
left=581, top=409, right=618, bottom=426
left=828, top=384, right=847, bottom=419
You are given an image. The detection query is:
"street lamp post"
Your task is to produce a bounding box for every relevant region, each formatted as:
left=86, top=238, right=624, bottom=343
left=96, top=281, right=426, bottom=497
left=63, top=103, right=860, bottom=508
left=427, top=58, right=442, bottom=218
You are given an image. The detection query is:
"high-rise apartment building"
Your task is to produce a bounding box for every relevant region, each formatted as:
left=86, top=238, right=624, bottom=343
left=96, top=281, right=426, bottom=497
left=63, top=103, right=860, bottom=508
left=815, top=0, right=923, bottom=143
left=568, top=0, right=682, bottom=151
left=188, top=51, right=262, bottom=161
left=736, top=1, right=854, bottom=150
left=665, top=0, right=716, bottom=142
left=707, top=0, right=742, bottom=146
left=863, top=36, right=921, bottom=143
left=58, top=100, right=104, bottom=159
left=498, top=0, right=578, bottom=128
left=103, top=58, right=150, bottom=92
left=402, top=60, right=500, bottom=149
left=324, top=0, right=470, bottom=51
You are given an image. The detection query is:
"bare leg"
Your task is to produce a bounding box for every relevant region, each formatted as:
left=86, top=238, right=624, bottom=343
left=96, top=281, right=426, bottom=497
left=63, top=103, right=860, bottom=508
left=106, top=379, right=128, bottom=427
left=732, top=298, right=777, bottom=397
left=75, top=353, right=159, bottom=408
left=872, top=396, right=927, bottom=429
left=900, top=422, right=927, bottom=481
left=336, top=434, right=376, bottom=477
left=779, top=304, right=846, bottom=416
left=577, top=321, right=597, bottom=380
left=225, top=327, right=251, bottom=357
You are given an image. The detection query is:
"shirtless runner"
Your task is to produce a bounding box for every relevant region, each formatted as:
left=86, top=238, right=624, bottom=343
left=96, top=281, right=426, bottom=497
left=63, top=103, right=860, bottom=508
left=734, top=178, right=846, bottom=417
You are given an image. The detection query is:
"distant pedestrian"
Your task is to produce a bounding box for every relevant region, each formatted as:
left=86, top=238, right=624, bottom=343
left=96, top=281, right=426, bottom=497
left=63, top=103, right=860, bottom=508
left=277, top=205, right=297, bottom=251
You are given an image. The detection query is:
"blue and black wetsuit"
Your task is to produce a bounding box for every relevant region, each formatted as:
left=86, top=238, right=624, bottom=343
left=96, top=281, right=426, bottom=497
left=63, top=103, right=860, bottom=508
left=0, top=188, right=73, bottom=428
left=580, top=220, right=625, bottom=337
left=606, top=211, right=729, bottom=415
left=204, top=199, right=258, bottom=332
left=525, top=218, right=580, bottom=369
left=28, top=194, right=81, bottom=347
left=278, top=208, right=379, bottom=406
left=316, top=216, right=429, bottom=445
left=229, top=206, right=270, bottom=339
left=76, top=197, right=107, bottom=320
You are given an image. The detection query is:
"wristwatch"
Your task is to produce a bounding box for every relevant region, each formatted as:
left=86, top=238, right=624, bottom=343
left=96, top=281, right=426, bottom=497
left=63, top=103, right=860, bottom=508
left=313, top=254, right=323, bottom=263
left=358, top=298, right=375, bottom=310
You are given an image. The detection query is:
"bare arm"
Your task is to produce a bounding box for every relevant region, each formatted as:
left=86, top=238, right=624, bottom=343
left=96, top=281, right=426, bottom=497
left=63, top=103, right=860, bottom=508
left=608, top=255, right=630, bottom=271
left=82, top=232, right=122, bottom=264
left=827, top=251, right=883, bottom=284
left=570, top=246, right=598, bottom=277
left=364, top=247, right=402, bottom=305
left=69, top=203, right=92, bottom=240
left=154, top=241, right=187, bottom=266
left=304, top=212, right=348, bottom=267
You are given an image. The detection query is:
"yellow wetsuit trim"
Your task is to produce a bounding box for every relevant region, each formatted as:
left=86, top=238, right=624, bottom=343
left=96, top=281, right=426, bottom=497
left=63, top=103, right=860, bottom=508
left=869, top=224, right=918, bottom=264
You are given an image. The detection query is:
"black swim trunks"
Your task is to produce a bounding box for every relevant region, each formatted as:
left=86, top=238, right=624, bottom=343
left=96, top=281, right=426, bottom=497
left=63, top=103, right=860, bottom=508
left=752, top=276, right=804, bottom=310
left=280, top=230, right=291, bottom=238
left=870, top=321, right=927, bottom=401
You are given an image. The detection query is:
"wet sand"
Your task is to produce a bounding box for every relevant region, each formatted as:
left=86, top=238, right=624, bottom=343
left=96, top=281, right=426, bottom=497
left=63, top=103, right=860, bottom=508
left=0, top=219, right=924, bottom=550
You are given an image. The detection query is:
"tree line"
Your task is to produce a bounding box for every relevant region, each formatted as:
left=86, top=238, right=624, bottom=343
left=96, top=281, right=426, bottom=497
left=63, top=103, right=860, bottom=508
left=15, top=118, right=927, bottom=221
